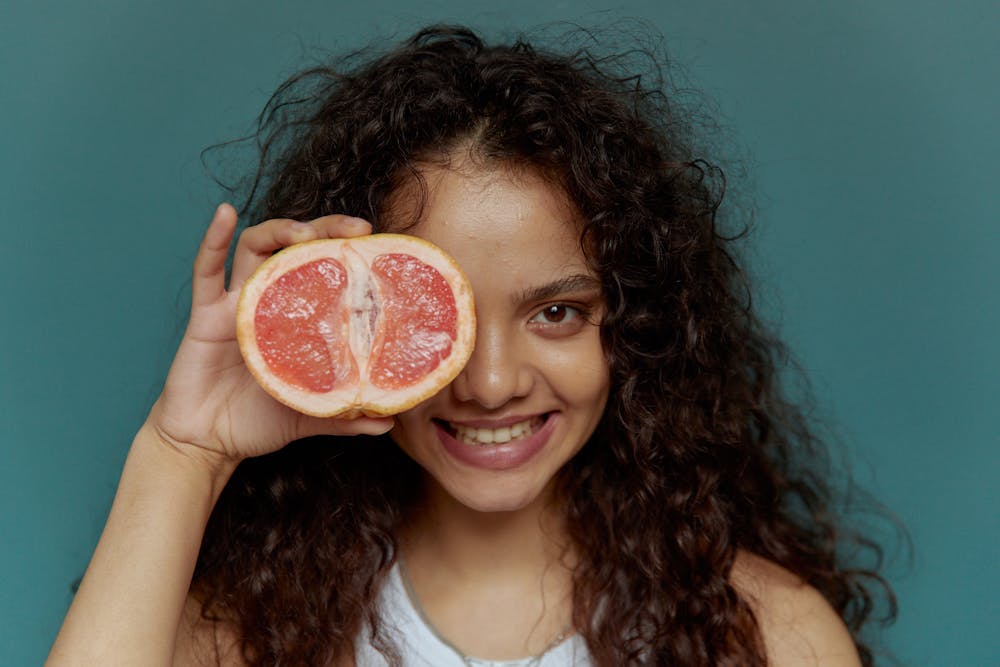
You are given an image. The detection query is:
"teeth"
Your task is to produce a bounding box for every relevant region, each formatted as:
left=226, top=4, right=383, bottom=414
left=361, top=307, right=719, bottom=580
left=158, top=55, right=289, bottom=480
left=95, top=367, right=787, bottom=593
left=452, top=418, right=540, bottom=446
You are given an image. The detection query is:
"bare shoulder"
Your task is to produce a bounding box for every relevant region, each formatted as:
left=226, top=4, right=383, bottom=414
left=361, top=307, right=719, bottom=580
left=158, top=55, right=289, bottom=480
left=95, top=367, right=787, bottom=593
left=731, top=551, right=862, bottom=667
left=172, top=594, right=246, bottom=667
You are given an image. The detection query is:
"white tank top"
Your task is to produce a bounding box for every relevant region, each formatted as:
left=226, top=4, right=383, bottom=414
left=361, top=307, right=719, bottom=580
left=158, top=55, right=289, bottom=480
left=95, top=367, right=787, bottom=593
left=354, top=564, right=593, bottom=666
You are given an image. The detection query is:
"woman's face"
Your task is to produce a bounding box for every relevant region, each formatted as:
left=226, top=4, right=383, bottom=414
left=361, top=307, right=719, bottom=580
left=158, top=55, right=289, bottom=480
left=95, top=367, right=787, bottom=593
left=388, top=164, right=610, bottom=513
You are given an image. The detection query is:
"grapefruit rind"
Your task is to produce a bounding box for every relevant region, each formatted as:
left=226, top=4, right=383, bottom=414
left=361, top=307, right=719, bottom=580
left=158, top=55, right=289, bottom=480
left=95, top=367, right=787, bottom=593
left=236, top=234, right=475, bottom=418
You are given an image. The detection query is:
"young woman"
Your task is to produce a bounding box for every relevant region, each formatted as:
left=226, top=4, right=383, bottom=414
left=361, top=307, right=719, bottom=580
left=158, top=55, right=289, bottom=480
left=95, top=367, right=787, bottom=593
left=49, top=25, right=894, bottom=666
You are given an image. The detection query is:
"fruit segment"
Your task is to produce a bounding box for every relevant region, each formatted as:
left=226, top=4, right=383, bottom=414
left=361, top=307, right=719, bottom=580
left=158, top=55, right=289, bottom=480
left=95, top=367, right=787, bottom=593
left=253, top=258, right=358, bottom=393
left=368, top=254, right=458, bottom=390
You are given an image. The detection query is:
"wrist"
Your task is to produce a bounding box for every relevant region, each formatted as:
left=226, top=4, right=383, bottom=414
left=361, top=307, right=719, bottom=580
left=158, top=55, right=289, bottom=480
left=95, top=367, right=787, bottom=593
left=132, top=419, right=239, bottom=502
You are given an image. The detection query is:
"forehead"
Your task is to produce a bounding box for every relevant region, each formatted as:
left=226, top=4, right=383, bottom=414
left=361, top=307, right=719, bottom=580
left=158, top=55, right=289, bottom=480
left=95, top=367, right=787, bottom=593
left=386, top=165, right=589, bottom=277
left=387, top=164, right=582, bottom=250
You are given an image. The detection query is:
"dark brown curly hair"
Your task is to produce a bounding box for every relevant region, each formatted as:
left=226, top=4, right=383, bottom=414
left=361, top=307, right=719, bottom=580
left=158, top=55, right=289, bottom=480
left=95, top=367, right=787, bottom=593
left=193, top=24, right=897, bottom=666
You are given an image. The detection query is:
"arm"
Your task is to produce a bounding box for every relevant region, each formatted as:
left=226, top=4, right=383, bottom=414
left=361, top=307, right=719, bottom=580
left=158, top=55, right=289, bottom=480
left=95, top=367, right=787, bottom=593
left=47, top=205, right=393, bottom=666
left=47, top=424, right=234, bottom=666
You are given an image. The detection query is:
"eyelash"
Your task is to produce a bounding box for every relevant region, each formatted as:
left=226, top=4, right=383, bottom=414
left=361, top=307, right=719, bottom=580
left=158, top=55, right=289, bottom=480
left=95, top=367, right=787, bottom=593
left=528, top=303, right=590, bottom=327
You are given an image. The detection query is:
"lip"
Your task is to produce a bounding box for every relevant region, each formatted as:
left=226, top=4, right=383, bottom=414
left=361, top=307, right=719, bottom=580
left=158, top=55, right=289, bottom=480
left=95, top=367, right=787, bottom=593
left=435, top=413, right=558, bottom=471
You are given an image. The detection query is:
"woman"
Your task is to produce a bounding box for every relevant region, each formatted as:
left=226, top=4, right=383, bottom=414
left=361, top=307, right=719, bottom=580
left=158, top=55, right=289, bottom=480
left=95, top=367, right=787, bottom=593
left=49, top=25, right=894, bottom=666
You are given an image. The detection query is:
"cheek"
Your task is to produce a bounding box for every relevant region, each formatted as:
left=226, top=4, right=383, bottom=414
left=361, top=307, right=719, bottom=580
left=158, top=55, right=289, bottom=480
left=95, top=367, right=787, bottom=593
left=387, top=410, right=427, bottom=459
left=545, top=338, right=611, bottom=406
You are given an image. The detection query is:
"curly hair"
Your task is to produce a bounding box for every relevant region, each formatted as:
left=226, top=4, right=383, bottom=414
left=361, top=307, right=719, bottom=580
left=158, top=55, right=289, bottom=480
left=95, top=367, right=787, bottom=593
left=193, top=24, right=897, bottom=666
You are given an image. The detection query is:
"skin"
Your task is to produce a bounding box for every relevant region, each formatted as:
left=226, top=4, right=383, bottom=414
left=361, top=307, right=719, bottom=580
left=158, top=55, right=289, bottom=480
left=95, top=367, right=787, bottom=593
left=48, top=166, right=862, bottom=667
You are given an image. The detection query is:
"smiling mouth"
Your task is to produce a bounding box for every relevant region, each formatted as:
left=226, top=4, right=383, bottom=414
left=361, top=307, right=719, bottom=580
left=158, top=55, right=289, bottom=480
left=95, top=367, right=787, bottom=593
left=435, top=415, right=548, bottom=446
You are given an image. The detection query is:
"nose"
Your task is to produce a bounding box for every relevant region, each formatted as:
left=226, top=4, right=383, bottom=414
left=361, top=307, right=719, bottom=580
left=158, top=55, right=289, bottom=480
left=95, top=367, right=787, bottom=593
left=450, top=322, right=533, bottom=410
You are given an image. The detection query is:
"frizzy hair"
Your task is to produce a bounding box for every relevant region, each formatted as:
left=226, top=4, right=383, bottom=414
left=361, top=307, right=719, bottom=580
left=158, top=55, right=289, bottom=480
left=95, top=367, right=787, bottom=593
left=193, top=24, right=897, bottom=665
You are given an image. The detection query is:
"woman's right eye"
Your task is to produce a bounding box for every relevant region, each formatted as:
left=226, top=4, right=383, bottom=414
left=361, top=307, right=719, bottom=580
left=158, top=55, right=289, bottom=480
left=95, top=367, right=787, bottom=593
left=531, top=304, right=579, bottom=324
left=527, top=303, right=592, bottom=338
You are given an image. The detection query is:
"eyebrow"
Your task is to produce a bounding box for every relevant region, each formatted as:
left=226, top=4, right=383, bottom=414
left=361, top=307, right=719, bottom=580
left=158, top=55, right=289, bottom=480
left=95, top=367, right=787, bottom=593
left=514, top=274, right=602, bottom=305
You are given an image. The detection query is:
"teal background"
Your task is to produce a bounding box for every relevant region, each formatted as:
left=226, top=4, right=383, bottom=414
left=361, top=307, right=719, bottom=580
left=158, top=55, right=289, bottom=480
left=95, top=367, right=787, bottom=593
left=2, top=1, right=997, bottom=664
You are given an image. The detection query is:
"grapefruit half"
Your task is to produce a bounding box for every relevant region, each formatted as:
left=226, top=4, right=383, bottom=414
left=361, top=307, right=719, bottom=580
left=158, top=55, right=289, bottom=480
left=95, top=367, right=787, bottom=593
left=236, top=234, right=475, bottom=417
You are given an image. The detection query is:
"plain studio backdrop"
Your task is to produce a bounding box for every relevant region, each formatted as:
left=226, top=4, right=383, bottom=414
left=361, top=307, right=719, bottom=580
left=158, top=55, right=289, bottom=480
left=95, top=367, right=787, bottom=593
left=1, top=1, right=997, bottom=665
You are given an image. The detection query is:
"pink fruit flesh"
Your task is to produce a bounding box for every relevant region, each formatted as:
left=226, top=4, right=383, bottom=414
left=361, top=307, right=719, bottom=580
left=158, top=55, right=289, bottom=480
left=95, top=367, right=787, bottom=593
left=369, top=253, right=458, bottom=390
left=254, top=258, right=358, bottom=392
left=253, top=253, right=459, bottom=395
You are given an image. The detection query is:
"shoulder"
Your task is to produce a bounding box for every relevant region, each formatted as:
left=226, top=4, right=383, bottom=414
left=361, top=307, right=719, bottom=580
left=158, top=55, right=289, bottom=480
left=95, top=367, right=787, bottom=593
left=730, top=551, right=862, bottom=667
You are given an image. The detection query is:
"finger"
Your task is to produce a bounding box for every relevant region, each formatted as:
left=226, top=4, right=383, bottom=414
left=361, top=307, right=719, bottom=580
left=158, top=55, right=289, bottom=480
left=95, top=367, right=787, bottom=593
left=229, top=215, right=372, bottom=289
left=294, top=414, right=395, bottom=439
left=192, top=203, right=239, bottom=307
left=307, top=214, right=373, bottom=240
left=229, top=217, right=317, bottom=289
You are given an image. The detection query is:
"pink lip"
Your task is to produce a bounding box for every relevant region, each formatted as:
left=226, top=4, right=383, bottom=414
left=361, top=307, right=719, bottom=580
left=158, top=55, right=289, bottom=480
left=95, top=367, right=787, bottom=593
left=435, top=413, right=558, bottom=471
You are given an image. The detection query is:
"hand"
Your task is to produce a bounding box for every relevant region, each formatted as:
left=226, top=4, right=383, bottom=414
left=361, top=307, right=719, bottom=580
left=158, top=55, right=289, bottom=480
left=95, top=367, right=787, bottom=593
left=147, top=204, right=393, bottom=468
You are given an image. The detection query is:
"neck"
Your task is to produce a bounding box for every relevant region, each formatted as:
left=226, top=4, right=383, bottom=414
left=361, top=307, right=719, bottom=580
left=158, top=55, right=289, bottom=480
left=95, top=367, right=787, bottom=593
left=397, top=477, right=578, bottom=660
left=401, top=477, right=573, bottom=577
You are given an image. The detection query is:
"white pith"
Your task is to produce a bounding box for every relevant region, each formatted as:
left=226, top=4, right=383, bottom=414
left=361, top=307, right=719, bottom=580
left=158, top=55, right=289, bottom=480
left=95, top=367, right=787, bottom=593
left=451, top=417, right=543, bottom=445
left=343, top=244, right=377, bottom=379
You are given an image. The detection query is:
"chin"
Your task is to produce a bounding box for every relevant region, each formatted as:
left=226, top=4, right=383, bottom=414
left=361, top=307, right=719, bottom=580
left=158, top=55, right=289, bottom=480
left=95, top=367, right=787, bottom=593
left=438, top=476, right=554, bottom=515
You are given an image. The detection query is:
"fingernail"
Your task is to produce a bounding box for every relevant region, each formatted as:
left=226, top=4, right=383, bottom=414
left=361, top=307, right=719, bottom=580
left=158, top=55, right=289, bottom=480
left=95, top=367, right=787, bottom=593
left=372, top=418, right=395, bottom=434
